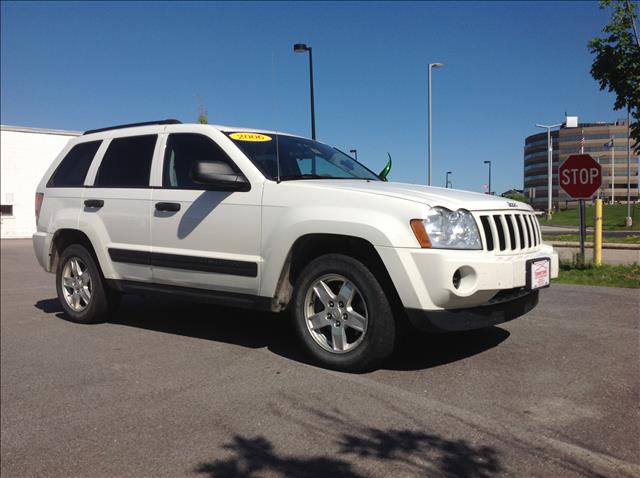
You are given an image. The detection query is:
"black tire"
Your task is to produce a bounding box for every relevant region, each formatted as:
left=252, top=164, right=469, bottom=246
left=292, top=254, right=396, bottom=372
left=106, top=288, right=123, bottom=314
left=56, top=244, right=113, bottom=324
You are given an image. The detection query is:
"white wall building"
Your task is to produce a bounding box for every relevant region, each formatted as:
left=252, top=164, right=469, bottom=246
left=1, top=125, right=80, bottom=238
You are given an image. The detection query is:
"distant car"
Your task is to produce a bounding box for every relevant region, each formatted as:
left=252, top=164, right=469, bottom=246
left=32, top=120, right=558, bottom=371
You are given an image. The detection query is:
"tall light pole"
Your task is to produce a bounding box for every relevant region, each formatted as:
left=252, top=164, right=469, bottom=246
left=610, top=135, right=615, bottom=204
left=446, top=171, right=452, bottom=188
left=626, top=106, right=633, bottom=227
left=535, top=123, right=562, bottom=220
left=350, top=149, right=358, bottom=160
left=483, top=161, right=492, bottom=195
left=428, top=62, right=444, bottom=186
left=293, top=43, right=316, bottom=140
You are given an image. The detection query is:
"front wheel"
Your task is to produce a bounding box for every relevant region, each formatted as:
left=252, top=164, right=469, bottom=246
left=292, top=254, right=396, bottom=372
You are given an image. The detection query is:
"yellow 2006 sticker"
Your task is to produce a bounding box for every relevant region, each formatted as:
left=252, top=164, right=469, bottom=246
left=229, top=132, right=272, bottom=142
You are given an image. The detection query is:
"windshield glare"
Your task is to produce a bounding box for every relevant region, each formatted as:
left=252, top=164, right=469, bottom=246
left=226, top=133, right=380, bottom=181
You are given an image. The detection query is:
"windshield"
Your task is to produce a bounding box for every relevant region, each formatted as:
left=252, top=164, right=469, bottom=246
left=225, top=132, right=380, bottom=181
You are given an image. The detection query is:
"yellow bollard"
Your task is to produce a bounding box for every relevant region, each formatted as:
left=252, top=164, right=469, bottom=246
left=594, top=199, right=603, bottom=266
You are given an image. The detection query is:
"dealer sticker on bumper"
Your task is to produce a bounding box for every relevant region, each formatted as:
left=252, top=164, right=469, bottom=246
left=527, top=258, right=550, bottom=290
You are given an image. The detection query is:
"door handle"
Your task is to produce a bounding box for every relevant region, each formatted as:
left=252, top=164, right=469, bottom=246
left=155, top=202, right=181, bottom=212
left=84, top=199, right=104, bottom=208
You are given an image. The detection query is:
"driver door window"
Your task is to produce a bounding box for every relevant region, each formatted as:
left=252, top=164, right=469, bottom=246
left=163, top=133, right=237, bottom=189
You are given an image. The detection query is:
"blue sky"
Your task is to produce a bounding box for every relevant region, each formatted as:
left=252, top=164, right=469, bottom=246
left=0, top=1, right=621, bottom=193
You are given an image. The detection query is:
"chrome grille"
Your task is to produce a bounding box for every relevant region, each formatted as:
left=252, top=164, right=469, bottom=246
left=478, top=212, right=541, bottom=252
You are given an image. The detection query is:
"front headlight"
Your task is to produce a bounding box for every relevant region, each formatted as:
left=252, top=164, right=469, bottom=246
left=410, top=207, right=482, bottom=250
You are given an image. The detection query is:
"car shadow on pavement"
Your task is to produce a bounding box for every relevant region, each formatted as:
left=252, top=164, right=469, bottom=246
left=386, top=327, right=510, bottom=371
left=34, top=296, right=510, bottom=372
left=34, top=297, right=64, bottom=314
left=193, top=427, right=501, bottom=478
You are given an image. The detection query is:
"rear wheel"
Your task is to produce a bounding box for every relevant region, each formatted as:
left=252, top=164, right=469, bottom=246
left=56, top=244, right=114, bottom=324
left=292, top=254, right=396, bottom=372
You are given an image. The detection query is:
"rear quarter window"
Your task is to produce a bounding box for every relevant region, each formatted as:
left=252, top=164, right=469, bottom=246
left=47, top=140, right=102, bottom=187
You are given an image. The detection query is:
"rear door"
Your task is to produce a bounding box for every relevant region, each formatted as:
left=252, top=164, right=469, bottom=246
left=150, top=131, right=262, bottom=294
left=80, top=133, right=159, bottom=283
left=42, top=139, right=103, bottom=230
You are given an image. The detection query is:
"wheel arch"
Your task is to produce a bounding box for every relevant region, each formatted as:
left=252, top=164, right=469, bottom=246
left=269, top=233, right=403, bottom=313
left=50, top=228, right=100, bottom=274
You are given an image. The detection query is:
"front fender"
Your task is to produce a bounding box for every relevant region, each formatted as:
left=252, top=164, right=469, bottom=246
left=259, top=204, right=417, bottom=298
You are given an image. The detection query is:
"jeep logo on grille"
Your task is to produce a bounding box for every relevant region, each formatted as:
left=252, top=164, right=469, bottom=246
left=507, top=202, right=518, bottom=208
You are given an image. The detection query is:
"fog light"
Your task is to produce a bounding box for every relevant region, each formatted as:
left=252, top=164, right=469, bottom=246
left=452, top=269, right=461, bottom=289
left=451, top=266, right=477, bottom=295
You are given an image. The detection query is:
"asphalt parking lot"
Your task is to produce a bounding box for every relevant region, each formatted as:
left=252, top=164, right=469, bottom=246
left=1, top=239, right=638, bottom=478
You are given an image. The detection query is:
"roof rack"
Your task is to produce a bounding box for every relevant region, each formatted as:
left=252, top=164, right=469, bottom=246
left=83, top=119, right=182, bottom=135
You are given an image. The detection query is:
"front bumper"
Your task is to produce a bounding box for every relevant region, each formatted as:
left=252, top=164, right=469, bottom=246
left=406, top=288, right=539, bottom=332
left=375, top=243, right=558, bottom=312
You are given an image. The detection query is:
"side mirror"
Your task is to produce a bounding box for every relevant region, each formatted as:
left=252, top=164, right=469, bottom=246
left=192, top=160, right=250, bottom=191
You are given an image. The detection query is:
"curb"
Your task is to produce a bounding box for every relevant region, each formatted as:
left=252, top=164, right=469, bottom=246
left=546, top=241, right=640, bottom=250
left=540, top=227, right=640, bottom=233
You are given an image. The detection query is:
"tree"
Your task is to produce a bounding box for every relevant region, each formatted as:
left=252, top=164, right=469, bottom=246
left=588, top=0, right=640, bottom=152
left=197, top=106, right=208, bottom=125
left=503, top=192, right=528, bottom=203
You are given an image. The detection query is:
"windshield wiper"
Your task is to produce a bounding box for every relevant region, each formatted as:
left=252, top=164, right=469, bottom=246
left=279, top=174, right=374, bottom=181
left=279, top=174, right=334, bottom=180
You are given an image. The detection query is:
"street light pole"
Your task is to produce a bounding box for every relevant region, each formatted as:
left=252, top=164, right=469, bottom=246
left=293, top=43, right=316, bottom=140
left=350, top=149, right=358, bottom=160
left=427, top=62, right=444, bottom=186
left=483, top=161, right=492, bottom=195
left=611, top=136, right=615, bottom=204
left=626, top=106, right=633, bottom=227
left=446, top=171, right=452, bottom=188
left=535, top=123, right=562, bottom=220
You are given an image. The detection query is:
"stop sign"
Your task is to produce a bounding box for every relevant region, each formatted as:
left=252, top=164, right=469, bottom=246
left=559, top=154, right=602, bottom=198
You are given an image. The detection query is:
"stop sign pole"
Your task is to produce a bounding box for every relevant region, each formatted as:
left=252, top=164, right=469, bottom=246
left=559, top=154, right=602, bottom=263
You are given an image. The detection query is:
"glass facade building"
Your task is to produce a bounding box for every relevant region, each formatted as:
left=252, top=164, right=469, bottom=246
left=523, top=122, right=639, bottom=209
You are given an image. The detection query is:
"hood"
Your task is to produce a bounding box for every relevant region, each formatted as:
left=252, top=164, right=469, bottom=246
left=293, top=180, right=533, bottom=211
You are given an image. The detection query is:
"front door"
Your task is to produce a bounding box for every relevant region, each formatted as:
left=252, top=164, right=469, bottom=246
left=150, top=132, right=262, bottom=294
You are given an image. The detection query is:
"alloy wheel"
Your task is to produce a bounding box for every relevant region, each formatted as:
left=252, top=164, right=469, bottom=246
left=61, top=257, right=92, bottom=311
left=303, top=274, right=369, bottom=354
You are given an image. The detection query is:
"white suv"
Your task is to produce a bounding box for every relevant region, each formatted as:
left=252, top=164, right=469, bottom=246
left=33, top=120, right=558, bottom=371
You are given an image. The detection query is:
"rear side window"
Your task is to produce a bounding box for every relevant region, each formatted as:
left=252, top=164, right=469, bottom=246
left=163, top=133, right=237, bottom=189
left=94, top=135, right=157, bottom=187
left=47, top=141, right=102, bottom=187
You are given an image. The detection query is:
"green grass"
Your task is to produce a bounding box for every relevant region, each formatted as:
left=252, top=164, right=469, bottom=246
left=554, top=262, right=640, bottom=288
left=542, top=234, right=640, bottom=244
left=539, top=204, right=639, bottom=230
